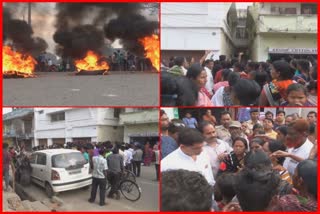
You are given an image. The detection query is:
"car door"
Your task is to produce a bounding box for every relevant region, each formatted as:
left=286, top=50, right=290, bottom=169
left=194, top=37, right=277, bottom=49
left=35, top=153, right=48, bottom=187
left=30, top=153, right=41, bottom=185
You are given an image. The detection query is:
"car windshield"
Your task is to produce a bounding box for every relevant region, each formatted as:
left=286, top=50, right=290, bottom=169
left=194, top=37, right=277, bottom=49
left=52, top=152, right=87, bottom=169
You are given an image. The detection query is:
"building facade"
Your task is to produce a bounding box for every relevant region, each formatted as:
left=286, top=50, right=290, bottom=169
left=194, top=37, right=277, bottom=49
left=33, top=108, right=124, bottom=147
left=120, top=108, right=159, bottom=145
left=247, top=3, right=317, bottom=61
left=31, top=108, right=158, bottom=148
left=161, top=3, right=238, bottom=62
left=3, top=108, right=34, bottom=151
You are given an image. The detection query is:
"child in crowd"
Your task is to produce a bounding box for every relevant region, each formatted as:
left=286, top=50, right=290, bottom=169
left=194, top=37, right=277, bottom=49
left=281, top=83, right=313, bottom=106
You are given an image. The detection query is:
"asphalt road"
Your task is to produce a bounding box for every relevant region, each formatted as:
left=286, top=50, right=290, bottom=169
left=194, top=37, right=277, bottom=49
left=3, top=72, right=159, bottom=106
left=19, top=165, right=159, bottom=211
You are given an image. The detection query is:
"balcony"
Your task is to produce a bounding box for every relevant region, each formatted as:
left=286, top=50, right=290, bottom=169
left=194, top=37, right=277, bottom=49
left=258, top=15, right=317, bottom=33
left=3, top=130, right=34, bottom=139
left=119, top=110, right=158, bottom=125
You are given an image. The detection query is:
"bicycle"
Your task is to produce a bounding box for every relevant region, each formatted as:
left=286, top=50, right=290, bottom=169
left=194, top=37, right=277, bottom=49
left=106, top=170, right=141, bottom=202
left=122, top=169, right=136, bottom=182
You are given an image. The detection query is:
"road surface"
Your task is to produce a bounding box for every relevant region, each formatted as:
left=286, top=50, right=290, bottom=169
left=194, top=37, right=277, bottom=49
left=19, top=165, right=159, bottom=211
left=3, top=72, right=159, bottom=106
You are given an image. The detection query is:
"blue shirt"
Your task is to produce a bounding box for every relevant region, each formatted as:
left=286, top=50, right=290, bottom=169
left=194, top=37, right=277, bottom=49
left=161, top=136, right=178, bottom=160
left=237, top=108, right=251, bottom=123
left=183, top=117, right=197, bottom=128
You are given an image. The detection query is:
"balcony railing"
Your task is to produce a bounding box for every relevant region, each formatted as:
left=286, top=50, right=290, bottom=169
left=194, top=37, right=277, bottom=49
left=3, top=130, right=34, bottom=139
left=258, top=15, right=317, bottom=33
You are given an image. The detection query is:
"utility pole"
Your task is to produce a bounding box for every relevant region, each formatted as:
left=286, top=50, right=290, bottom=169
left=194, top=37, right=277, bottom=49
left=28, top=3, right=31, bottom=26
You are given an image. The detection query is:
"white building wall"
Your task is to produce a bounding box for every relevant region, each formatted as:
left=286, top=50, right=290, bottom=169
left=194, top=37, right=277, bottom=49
left=34, top=108, right=101, bottom=146
left=97, top=108, right=120, bottom=126
left=34, top=108, right=157, bottom=146
left=66, top=126, right=97, bottom=140
left=161, top=3, right=234, bottom=53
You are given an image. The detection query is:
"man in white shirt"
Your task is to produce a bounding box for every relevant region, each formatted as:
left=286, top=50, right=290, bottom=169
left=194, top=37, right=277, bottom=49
left=89, top=149, right=108, bottom=206
left=161, top=128, right=215, bottom=186
left=199, top=121, right=232, bottom=177
left=204, top=59, right=214, bottom=96
left=271, top=119, right=313, bottom=176
left=123, top=144, right=133, bottom=171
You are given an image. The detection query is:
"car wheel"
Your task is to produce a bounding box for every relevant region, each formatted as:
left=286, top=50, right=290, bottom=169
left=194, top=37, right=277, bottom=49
left=45, top=183, right=54, bottom=198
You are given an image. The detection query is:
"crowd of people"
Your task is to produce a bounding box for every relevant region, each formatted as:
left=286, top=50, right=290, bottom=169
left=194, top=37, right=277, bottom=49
left=161, top=52, right=317, bottom=107
left=160, top=108, right=317, bottom=211
left=34, top=50, right=153, bottom=73
left=109, top=50, right=153, bottom=72
left=4, top=140, right=160, bottom=206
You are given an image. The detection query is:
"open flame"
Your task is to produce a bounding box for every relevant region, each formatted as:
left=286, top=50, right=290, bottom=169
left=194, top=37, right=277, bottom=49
left=139, top=34, right=160, bottom=72
left=74, top=51, right=109, bottom=74
left=3, top=46, right=37, bottom=78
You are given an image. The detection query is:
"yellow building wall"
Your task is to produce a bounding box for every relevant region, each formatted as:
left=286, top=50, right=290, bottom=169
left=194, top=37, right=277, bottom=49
left=123, top=123, right=159, bottom=143
left=254, top=33, right=317, bottom=61
left=259, top=15, right=317, bottom=33
left=97, top=125, right=124, bottom=143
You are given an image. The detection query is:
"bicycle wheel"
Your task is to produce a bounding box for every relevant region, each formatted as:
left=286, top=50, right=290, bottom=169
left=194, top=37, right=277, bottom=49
left=124, top=170, right=136, bottom=182
left=120, top=180, right=141, bottom=202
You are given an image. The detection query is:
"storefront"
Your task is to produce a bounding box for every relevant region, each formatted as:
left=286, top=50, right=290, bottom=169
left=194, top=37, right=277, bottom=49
left=268, top=48, right=317, bottom=61
left=128, top=133, right=159, bottom=147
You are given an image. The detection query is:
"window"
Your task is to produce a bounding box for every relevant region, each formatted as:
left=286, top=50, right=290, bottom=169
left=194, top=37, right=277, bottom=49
left=301, top=4, right=317, bottom=15
left=284, top=8, right=297, bottom=15
left=52, top=152, right=86, bottom=169
left=30, top=154, right=37, bottom=164
left=114, top=109, right=121, bottom=118
left=236, top=28, right=247, bottom=39
left=36, top=153, right=46, bottom=165
left=51, top=112, right=65, bottom=122
left=270, top=6, right=278, bottom=13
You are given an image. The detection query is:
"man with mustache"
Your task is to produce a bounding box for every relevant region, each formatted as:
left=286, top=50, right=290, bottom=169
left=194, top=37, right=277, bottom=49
left=200, top=121, right=232, bottom=178
left=271, top=119, right=313, bottom=176
left=161, top=128, right=215, bottom=187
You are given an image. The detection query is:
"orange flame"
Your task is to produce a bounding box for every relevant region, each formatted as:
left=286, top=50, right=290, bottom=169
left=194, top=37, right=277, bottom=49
left=139, top=34, right=160, bottom=72
left=3, top=46, right=37, bottom=77
left=75, top=51, right=109, bottom=73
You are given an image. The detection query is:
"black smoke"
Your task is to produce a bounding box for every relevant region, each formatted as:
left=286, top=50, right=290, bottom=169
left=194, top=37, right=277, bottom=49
left=54, top=3, right=158, bottom=59
left=3, top=6, right=48, bottom=55
left=54, top=25, right=105, bottom=59
left=104, top=7, right=158, bottom=55
left=3, top=7, right=11, bottom=41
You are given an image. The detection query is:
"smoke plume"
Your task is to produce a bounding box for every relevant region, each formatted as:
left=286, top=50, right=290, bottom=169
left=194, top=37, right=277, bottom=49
left=53, top=3, right=158, bottom=59
left=3, top=5, right=48, bottom=55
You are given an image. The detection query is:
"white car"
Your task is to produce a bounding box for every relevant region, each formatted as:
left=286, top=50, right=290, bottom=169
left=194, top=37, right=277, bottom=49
left=30, top=149, right=92, bottom=197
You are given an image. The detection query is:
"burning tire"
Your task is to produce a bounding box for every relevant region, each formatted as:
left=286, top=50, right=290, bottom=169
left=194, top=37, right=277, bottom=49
left=75, top=69, right=108, bottom=75
left=3, top=71, right=35, bottom=78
